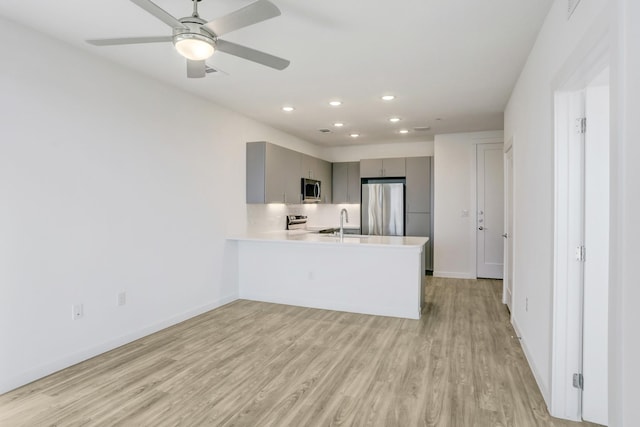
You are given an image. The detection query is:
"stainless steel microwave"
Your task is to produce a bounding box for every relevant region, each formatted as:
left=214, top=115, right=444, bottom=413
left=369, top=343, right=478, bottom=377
left=301, top=178, right=321, bottom=203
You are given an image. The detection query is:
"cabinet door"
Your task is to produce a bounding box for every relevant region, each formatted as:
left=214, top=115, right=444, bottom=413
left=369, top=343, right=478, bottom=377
left=347, top=162, right=361, bottom=203
left=406, top=212, right=432, bottom=271
left=332, top=162, right=348, bottom=203
left=246, top=142, right=266, bottom=203
left=360, top=159, right=383, bottom=177
left=264, top=143, right=286, bottom=203
left=316, top=159, right=332, bottom=203
left=300, top=154, right=316, bottom=179
left=382, top=157, right=406, bottom=177
left=283, top=148, right=302, bottom=204
left=406, top=157, right=431, bottom=213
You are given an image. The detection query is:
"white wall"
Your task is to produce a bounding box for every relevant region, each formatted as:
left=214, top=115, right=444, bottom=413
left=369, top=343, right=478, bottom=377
left=0, top=16, right=318, bottom=394
left=503, top=0, right=612, bottom=410
left=433, top=131, right=503, bottom=279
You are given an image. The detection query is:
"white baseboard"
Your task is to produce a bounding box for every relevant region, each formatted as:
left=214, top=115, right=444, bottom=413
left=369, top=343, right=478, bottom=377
left=0, top=293, right=238, bottom=395
left=432, top=271, right=476, bottom=279
left=511, top=316, right=551, bottom=407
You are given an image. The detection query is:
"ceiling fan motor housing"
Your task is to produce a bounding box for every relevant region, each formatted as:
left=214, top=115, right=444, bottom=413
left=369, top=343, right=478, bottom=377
left=173, top=18, right=215, bottom=40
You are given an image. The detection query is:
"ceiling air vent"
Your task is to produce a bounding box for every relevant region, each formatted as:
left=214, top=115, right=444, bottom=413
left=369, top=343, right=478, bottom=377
left=318, top=129, right=332, bottom=133
left=567, top=0, right=582, bottom=19
left=413, top=126, right=431, bottom=132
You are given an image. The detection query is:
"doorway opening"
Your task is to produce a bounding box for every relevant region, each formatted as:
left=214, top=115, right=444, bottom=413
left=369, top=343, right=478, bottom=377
left=552, top=65, right=610, bottom=425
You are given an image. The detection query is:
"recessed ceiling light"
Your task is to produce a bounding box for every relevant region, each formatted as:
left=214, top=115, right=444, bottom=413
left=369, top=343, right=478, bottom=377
left=282, top=106, right=294, bottom=112
left=329, top=100, right=342, bottom=107
left=389, top=117, right=401, bottom=123
left=350, top=133, right=360, bottom=138
left=399, top=129, right=409, bottom=134
left=381, top=95, right=395, bottom=101
left=333, top=122, right=344, bottom=127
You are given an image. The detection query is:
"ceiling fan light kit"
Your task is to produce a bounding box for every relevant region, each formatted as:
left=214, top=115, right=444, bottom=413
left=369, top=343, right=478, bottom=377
left=173, top=33, right=215, bottom=61
left=86, top=0, right=290, bottom=78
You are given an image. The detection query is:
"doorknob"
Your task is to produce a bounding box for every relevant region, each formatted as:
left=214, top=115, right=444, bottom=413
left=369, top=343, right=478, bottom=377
left=502, top=233, right=508, bottom=238
left=478, top=226, right=484, bottom=231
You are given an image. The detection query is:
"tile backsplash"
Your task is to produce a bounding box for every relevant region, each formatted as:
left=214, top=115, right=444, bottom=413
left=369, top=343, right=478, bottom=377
left=247, top=203, right=361, bottom=233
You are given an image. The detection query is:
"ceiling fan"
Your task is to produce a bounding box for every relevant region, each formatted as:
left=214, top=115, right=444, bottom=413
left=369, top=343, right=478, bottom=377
left=87, top=0, right=290, bottom=78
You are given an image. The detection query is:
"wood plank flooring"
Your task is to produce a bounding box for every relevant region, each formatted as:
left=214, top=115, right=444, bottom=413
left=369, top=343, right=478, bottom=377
left=0, top=277, right=601, bottom=426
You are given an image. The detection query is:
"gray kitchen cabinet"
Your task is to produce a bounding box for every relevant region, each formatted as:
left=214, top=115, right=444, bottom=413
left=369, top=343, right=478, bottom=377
left=246, top=141, right=301, bottom=204
left=300, top=154, right=317, bottom=179
left=404, top=156, right=433, bottom=271
left=282, top=147, right=302, bottom=203
left=315, top=159, right=332, bottom=203
left=360, top=157, right=406, bottom=178
left=301, top=154, right=332, bottom=203
left=406, top=212, right=433, bottom=271
left=332, top=162, right=361, bottom=204
left=406, top=156, right=432, bottom=213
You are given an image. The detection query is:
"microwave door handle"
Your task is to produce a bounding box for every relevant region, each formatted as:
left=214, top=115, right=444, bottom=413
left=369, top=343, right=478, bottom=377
left=315, top=182, right=320, bottom=198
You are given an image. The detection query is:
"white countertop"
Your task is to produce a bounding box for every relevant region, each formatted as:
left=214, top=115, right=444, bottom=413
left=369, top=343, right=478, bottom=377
left=229, top=230, right=429, bottom=249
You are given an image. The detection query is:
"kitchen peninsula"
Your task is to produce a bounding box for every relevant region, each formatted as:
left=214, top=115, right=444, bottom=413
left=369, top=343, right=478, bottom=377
left=229, top=232, right=428, bottom=319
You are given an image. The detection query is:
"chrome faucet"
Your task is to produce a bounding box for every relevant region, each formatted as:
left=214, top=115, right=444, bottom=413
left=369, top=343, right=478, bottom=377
left=339, top=208, right=349, bottom=239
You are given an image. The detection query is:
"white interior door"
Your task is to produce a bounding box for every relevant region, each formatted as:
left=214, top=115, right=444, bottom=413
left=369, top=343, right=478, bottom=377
left=581, top=70, right=609, bottom=426
left=503, top=145, right=514, bottom=310
left=477, top=143, right=504, bottom=279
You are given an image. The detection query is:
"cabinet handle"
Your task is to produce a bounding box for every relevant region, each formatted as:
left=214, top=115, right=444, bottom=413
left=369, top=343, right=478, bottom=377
left=283, top=192, right=286, bottom=203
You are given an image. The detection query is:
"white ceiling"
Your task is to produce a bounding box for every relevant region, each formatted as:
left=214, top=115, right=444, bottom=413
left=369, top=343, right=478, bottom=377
left=0, top=0, right=553, bottom=147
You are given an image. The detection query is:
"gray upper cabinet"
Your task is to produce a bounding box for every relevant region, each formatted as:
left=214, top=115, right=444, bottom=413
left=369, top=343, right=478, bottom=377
left=315, top=159, right=332, bottom=203
left=332, top=162, right=360, bottom=204
left=300, top=154, right=317, bottom=179
left=247, top=141, right=333, bottom=204
left=360, top=157, right=406, bottom=178
left=406, top=156, right=432, bottom=213
left=247, top=141, right=301, bottom=204
left=301, top=154, right=332, bottom=203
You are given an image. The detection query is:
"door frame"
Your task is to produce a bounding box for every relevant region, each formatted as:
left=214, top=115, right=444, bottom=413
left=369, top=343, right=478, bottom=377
left=550, top=28, right=610, bottom=421
left=503, top=142, right=514, bottom=308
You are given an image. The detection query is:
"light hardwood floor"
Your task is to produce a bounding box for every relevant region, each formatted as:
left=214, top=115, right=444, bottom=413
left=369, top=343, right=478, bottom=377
left=1, top=278, right=600, bottom=426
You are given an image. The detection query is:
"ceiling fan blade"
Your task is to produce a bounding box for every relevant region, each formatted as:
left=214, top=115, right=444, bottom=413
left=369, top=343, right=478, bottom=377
left=216, top=39, right=290, bottom=70
left=203, top=0, right=281, bottom=36
left=130, top=0, right=187, bottom=29
left=187, top=60, right=206, bottom=78
left=87, top=36, right=172, bottom=46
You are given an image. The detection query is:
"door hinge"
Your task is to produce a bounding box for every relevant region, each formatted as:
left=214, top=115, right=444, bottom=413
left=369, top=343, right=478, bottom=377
left=573, top=373, right=584, bottom=390
left=575, top=117, right=586, bottom=134
left=575, top=245, right=586, bottom=262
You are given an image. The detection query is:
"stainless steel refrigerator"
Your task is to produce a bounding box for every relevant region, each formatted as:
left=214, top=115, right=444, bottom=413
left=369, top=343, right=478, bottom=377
left=361, top=182, right=405, bottom=236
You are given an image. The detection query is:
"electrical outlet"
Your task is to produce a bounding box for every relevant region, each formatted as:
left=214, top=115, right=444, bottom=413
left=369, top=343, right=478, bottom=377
left=117, top=292, right=126, bottom=306
left=72, top=304, right=83, bottom=320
